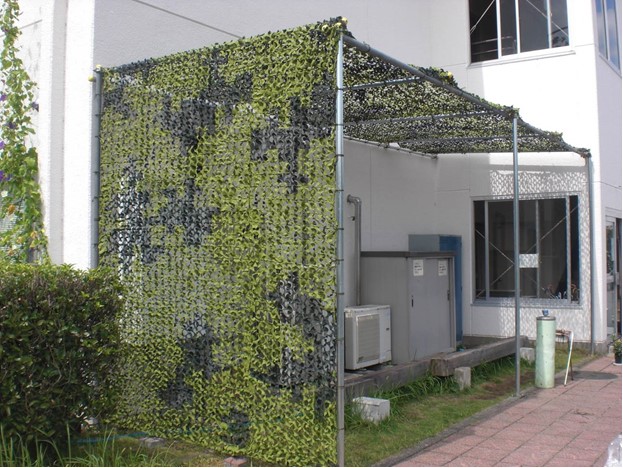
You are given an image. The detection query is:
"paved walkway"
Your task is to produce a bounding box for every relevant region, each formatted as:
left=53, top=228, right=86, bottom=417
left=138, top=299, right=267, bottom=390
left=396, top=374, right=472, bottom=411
left=385, top=355, right=621, bottom=467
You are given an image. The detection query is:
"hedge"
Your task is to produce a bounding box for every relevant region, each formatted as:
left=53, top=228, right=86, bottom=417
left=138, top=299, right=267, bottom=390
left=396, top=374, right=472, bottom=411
left=0, top=263, right=123, bottom=445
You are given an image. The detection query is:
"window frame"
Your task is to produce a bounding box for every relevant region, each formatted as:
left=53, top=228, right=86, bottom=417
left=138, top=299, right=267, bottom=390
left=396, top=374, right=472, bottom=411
left=595, top=0, right=621, bottom=70
left=473, top=194, right=581, bottom=305
left=469, top=0, right=570, bottom=64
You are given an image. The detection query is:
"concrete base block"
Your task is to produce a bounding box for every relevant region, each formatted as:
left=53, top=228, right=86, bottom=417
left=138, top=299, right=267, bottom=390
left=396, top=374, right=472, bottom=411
left=139, top=437, right=166, bottom=448
left=454, top=366, right=471, bottom=390
left=520, top=347, right=535, bottom=363
left=352, top=396, right=390, bottom=423
left=224, top=457, right=248, bottom=467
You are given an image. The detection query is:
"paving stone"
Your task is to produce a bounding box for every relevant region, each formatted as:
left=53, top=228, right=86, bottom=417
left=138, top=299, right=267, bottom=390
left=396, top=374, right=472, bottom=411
left=389, top=356, right=621, bottom=467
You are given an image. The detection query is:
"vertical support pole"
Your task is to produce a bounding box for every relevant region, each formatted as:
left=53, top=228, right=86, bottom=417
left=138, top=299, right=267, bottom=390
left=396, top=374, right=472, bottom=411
left=512, top=114, right=521, bottom=397
left=484, top=200, right=490, bottom=300
left=586, top=155, right=596, bottom=353
left=91, top=65, right=103, bottom=268
left=335, top=33, right=346, bottom=468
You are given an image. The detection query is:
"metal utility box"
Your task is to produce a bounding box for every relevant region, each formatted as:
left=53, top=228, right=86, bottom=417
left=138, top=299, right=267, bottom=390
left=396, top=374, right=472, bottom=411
left=344, top=305, right=392, bottom=370
left=361, top=252, right=456, bottom=364
left=409, top=235, right=462, bottom=343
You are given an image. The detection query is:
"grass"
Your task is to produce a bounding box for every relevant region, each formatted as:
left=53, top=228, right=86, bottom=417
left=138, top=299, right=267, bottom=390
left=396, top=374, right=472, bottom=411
left=1, top=347, right=592, bottom=467
left=0, top=429, right=224, bottom=467
left=344, top=347, right=592, bottom=466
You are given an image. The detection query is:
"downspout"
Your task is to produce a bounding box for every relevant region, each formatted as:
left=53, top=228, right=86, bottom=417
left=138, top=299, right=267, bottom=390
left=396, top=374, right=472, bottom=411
left=511, top=114, right=521, bottom=397
left=90, top=65, right=103, bottom=268
left=347, top=194, right=362, bottom=306
left=586, top=153, right=596, bottom=354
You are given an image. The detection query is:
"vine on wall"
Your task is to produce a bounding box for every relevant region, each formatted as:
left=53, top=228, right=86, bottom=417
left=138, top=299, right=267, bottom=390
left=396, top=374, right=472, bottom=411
left=99, top=19, right=345, bottom=465
left=0, top=0, right=46, bottom=262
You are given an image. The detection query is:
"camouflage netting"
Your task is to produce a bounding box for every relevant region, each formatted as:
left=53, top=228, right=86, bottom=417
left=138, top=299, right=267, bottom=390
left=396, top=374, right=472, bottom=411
left=342, top=40, right=583, bottom=155
left=99, top=19, right=342, bottom=466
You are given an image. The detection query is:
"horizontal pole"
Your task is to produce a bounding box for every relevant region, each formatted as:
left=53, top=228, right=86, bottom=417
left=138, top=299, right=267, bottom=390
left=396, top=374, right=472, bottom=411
left=345, top=110, right=496, bottom=127
left=397, top=135, right=546, bottom=145
left=345, top=135, right=437, bottom=159
left=347, top=76, right=421, bottom=90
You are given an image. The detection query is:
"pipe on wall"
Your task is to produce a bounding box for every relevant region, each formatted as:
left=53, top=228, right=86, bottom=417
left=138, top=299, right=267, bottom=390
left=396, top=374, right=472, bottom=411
left=347, top=194, right=362, bottom=306
left=91, top=65, right=103, bottom=268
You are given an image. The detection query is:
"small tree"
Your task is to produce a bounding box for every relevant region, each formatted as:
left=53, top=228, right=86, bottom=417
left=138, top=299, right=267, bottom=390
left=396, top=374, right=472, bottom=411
left=0, top=0, right=46, bottom=262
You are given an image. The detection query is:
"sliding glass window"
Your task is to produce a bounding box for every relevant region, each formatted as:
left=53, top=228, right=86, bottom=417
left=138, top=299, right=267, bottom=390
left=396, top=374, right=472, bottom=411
left=474, top=196, right=579, bottom=302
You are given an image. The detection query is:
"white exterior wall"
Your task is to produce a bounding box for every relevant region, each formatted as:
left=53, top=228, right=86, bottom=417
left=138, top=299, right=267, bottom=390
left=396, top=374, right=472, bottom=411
left=38, top=0, right=67, bottom=264
left=343, top=142, right=591, bottom=340
left=92, top=0, right=433, bottom=68
left=16, top=1, right=620, bottom=345
left=415, top=0, right=621, bottom=345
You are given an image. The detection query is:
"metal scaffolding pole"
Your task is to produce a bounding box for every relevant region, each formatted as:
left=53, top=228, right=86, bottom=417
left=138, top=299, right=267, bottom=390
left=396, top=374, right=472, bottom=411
left=512, top=114, right=521, bottom=397
left=91, top=66, right=104, bottom=268
left=587, top=155, right=596, bottom=354
left=335, top=33, right=346, bottom=468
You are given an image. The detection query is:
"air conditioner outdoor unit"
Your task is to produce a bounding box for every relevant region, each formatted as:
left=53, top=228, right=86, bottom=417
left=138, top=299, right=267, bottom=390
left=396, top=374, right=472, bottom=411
left=345, top=305, right=392, bottom=370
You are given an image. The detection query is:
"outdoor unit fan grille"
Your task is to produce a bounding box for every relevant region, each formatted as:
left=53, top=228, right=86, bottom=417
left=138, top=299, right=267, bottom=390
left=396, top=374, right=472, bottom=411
left=356, top=314, right=380, bottom=363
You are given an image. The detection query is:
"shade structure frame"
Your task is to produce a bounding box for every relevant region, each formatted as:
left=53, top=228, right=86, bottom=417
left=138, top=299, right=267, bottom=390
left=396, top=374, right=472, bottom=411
left=340, top=34, right=589, bottom=157
left=334, top=32, right=594, bottom=454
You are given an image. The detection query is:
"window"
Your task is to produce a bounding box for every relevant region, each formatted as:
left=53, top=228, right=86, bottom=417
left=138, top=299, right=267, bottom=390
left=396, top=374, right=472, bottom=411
left=595, top=0, right=621, bottom=69
left=474, top=196, right=580, bottom=302
left=470, top=0, right=570, bottom=63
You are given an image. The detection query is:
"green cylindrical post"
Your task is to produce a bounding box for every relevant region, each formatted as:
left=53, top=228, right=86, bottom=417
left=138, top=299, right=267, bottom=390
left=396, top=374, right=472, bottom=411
left=536, top=315, right=556, bottom=388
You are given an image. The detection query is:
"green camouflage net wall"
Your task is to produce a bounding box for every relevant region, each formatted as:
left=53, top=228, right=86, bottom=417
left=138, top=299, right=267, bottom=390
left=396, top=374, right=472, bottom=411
left=99, top=19, right=343, bottom=466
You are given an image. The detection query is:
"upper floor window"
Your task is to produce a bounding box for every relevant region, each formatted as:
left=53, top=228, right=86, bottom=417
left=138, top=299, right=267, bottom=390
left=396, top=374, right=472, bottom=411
left=595, top=0, right=621, bottom=69
left=469, top=0, right=570, bottom=63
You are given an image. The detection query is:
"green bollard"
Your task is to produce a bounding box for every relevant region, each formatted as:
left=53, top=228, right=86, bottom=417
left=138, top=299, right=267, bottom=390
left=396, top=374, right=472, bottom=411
left=535, top=314, right=556, bottom=388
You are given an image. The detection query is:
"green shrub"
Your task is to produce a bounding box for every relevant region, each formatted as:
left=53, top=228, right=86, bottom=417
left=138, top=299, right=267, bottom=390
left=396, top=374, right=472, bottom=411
left=0, top=263, right=123, bottom=448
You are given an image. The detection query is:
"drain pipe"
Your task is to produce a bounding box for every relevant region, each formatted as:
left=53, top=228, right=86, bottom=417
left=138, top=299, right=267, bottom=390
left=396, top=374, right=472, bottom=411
left=90, top=65, right=103, bottom=268
left=347, top=195, right=362, bottom=306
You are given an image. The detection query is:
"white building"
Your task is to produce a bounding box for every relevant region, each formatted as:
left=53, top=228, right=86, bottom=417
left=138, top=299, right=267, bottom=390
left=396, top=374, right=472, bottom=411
left=12, top=0, right=622, bottom=350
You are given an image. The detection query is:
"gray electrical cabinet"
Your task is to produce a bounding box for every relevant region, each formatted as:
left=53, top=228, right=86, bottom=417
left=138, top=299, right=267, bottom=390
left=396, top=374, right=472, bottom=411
left=361, top=251, right=456, bottom=364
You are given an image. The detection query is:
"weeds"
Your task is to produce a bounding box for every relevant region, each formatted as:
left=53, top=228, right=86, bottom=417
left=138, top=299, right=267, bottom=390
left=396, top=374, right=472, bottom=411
left=0, top=427, right=168, bottom=467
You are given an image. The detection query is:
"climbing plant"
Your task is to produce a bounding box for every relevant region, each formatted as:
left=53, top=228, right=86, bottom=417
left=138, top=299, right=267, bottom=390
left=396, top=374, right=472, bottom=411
left=99, top=18, right=345, bottom=465
left=0, top=0, right=46, bottom=262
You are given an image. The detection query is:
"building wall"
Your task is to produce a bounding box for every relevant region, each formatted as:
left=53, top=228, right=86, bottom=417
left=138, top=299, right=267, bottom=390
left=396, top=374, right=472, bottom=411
left=343, top=142, right=591, bottom=340
left=419, top=0, right=621, bottom=344
left=92, top=0, right=433, bottom=67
